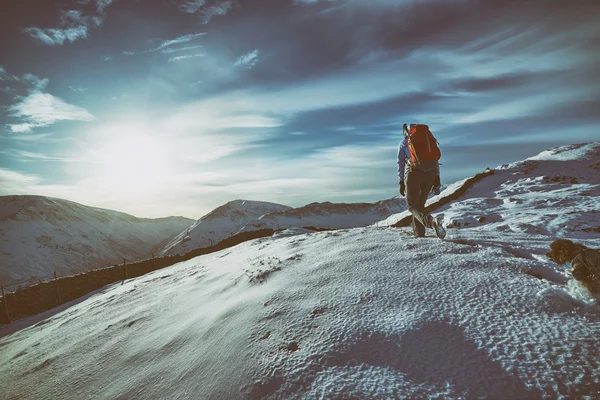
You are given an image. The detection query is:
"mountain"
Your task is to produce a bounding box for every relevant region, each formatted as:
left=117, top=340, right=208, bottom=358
left=240, top=197, right=408, bottom=233
left=159, top=199, right=292, bottom=256
left=1, top=143, right=599, bottom=399
left=0, top=195, right=194, bottom=288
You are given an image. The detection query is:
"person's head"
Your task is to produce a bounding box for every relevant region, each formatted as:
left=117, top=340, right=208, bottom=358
left=546, top=239, right=588, bottom=264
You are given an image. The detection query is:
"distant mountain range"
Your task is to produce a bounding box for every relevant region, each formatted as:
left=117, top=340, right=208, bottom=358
left=0, top=195, right=193, bottom=288
left=238, top=198, right=408, bottom=233
left=158, top=199, right=292, bottom=256
left=0, top=193, right=412, bottom=288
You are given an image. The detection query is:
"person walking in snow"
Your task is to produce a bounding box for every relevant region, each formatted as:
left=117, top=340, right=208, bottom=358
left=397, top=123, right=445, bottom=239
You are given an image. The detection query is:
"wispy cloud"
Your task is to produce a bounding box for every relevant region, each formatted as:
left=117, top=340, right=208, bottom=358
left=68, top=86, right=88, bottom=92
left=155, top=32, right=207, bottom=52
left=160, top=45, right=204, bottom=54
left=8, top=92, right=95, bottom=133
left=123, top=33, right=207, bottom=56
left=168, top=53, right=205, bottom=62
left=234, top=49, right=260, bottom=69
left=4, top=150, right=81, bottom=163
left=22, top=74, right=49, bottom=91
left=0, top=168, right=42, bottom=195
left=177, top=0, right=232, bottom=23
left=178, top=0, right=206, bottom=13
left=6, top=123, right=44, bottom=134
left=25, top=18, right=89, bottom=46
left=24, top=1, right=115, bottom=45
left=0, top=65, right=19, bottom=82
left=1, top=133, right=60, bottom=142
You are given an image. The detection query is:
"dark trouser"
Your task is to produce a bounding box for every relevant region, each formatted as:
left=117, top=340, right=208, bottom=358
left=406, top=168, right=435, bottom=237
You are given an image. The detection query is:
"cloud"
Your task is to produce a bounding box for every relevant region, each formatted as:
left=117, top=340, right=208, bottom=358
left=123, top=33, right=207, bottom=56
left=234, top=49, right=260, bottom=69
left=0, top=65, right=19, bottom=82
left=177, top=0, right=233, bottom=23
left=168, top=53, right=205, bottom=62
left=8, top=92, right=95, bottom=133
left=24, top=1, right=115, bottom=45
left=3, top=150, right=81, bottom=163
left=0, top=169, right=42, bottom=195
left=178, top=0, right=206, bottom=13
left=68, top=86, right=88, bottom=92
left=161, top=45, right=204, bottom=54
left=6, top=123, right=45, bottom=134
left=1, top=133, right=60, bottom=142
left=155, top=32, right=207, bottom=52
left=22, top=74, right=49, bottom=90
left=25, top=20, right=89, bottom=46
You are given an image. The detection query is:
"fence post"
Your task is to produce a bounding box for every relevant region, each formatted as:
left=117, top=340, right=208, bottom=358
left=54, top=271, right=62, bottom=305
left=1, top=285, right=10, bottom=324
left=122, top=259, right=128, bottom=285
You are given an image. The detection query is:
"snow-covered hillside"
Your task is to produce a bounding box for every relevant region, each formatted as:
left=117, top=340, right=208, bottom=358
left=381, top=142, right=600, bottom=238
left=241, top=197, right=408, bottom=233
left=0, top=196, right=193, bottom=288
left=159, top=200, right=291, bottom=256
left=1, top=143, right=599, bottom=399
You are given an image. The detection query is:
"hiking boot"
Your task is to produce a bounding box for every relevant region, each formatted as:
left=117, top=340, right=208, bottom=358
left=431, top=216, right=446, bottom=239
left=413, top=217, right=425, bottom=237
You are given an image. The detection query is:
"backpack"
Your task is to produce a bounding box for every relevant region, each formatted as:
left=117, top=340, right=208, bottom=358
left=405, top=124, right=441, bottom=170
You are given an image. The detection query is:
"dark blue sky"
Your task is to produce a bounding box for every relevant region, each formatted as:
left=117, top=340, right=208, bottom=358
left=1, top=0, right=599, bottom=218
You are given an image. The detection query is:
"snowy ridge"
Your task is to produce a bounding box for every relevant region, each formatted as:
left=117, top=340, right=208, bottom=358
left=0, top=195, right=193, bottom=288
left=240, top=197, right=408, bottom=233
left=1, top=143, right=599, bottom=399
left=159, top=199, right=291, bottom=256
left=380, top=142, right=600, bottom=237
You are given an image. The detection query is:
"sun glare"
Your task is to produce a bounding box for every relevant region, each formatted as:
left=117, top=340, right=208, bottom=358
left=89, top=124, right=175, bottom=197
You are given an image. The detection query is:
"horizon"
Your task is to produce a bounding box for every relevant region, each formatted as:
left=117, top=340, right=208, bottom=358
left=1, top=0, right=599, bottom=219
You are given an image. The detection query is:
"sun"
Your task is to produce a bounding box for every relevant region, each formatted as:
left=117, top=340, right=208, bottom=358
left=89, top=124, right=175, bottom=198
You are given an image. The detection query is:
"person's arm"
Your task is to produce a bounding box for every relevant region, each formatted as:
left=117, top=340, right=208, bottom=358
left=397, top=140, right=407, bottom=184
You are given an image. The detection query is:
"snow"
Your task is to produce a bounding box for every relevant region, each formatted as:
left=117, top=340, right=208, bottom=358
left=0, top=195, right=193, bottom=288
left=1, top=142, right=599, bottom=399
left=241, top=197, right=409, bottom=233
left=159, top=199, right=292, bottom=256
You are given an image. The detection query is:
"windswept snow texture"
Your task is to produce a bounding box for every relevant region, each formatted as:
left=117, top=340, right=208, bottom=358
left=1, top=228, right=599, bottom=399
left=435, top=142, right=600, bottom=239
left=160, top=200, right=291, bottom=256
left=0, top=196, right=193, bottom=287
left=241, top=197, right=408, bottom=233
left=1, top=143, right=599, bottom=399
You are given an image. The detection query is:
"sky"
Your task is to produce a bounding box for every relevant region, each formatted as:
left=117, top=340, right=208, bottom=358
left=0, top=0, right=599, bottom=219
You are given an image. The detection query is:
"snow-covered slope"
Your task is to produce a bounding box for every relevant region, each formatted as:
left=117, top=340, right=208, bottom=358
left=380, top=142, right=600, bottom=238
left=0, top=196, right=193, bottom=287
left=159, top=199, right=291, bottom=256
left=1, top=143, right=599, bottom=399
left=241, top=197, right=408, bottom=233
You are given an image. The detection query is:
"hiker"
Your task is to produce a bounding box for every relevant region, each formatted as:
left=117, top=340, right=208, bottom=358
left=546, top=239, right=600, bottom=293
left=397, top=123, right=445, bottom=239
